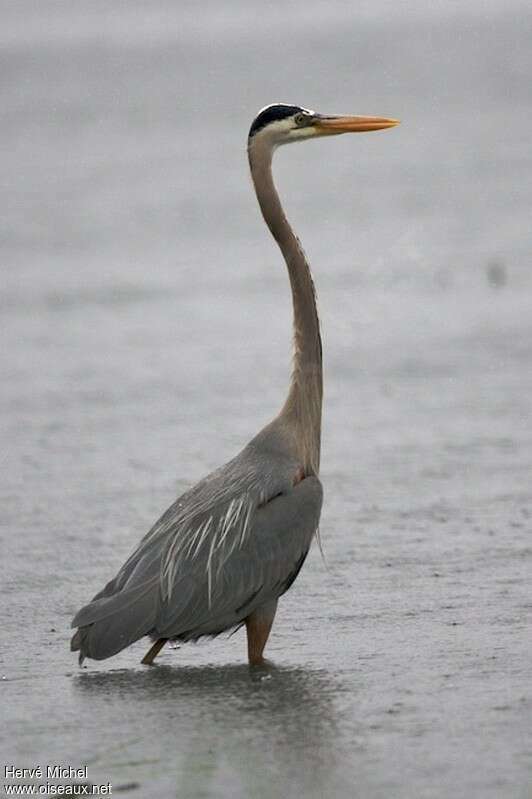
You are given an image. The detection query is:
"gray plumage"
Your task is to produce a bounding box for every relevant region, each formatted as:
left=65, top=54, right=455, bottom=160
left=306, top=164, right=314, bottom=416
left=71, top=104, right=398, bottom=665
left=72, top=425, right=322, bottom=661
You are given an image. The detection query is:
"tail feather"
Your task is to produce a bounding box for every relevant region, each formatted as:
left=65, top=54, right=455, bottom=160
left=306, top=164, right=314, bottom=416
left=71, top=577, right=158, bottom=629
left=70, top=578, right=158, bottom=662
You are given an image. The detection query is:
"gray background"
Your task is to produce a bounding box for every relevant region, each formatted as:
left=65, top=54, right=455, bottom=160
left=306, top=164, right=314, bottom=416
left=1, top=1, right=531, bottom=797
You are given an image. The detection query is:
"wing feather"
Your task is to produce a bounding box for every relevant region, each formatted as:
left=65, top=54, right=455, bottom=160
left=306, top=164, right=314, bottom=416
left=71, top=445, right=322, bottom=662
left=156, top=476, right=323, bottom=637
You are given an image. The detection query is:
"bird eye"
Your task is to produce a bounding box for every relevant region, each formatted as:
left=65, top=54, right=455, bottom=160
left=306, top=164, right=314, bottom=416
left=294, top=113, right=309, bottom=127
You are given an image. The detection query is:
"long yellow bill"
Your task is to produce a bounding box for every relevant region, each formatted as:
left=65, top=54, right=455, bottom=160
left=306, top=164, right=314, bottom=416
left=314, top=115, right=400, bottom=134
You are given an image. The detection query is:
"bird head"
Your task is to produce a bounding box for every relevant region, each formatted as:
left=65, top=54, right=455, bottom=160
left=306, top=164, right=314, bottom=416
left=248, top=103, right=399, bottom=148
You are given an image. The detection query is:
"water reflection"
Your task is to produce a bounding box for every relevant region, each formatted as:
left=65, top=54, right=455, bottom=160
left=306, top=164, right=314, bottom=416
left=74, top=664, right=350, bottom=797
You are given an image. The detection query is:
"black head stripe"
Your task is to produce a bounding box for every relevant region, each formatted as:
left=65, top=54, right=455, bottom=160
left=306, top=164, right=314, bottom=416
left=249, top=104, right=305, bottom=138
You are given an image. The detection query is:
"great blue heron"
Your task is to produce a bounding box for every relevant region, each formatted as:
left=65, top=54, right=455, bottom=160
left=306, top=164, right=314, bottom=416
left=71, top=104, right=399, bottom=667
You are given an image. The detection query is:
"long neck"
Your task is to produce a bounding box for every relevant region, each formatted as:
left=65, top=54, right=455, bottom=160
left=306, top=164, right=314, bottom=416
left=248, top=137, right=323, bottom=475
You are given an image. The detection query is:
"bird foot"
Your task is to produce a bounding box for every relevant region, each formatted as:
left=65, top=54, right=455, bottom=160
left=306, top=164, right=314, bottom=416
left=248, top=656, right=274, bottom=669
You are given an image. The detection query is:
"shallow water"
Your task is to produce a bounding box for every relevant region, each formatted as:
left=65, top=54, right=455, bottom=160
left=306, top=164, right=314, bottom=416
left=1, top=2, right=532, bottom=797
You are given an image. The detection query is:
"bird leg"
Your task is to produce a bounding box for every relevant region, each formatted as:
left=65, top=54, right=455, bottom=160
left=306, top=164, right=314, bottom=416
left=245, top=600, right=277, bottom=666
left=141, top=637, right=167, bottom=665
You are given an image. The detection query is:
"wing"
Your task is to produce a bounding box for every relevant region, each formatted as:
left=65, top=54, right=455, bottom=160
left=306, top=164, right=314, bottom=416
left=155, top=475, right=323, bottom=638
left=71, top=474, right=322, bottom=660
left=70, top=447, right=305, bottom=660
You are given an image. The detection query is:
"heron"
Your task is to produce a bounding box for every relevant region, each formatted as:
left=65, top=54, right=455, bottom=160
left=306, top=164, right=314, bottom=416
left=71, top=104, right=399, bottom=667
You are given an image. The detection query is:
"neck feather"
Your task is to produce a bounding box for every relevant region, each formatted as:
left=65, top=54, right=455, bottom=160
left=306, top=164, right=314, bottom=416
left=248, top=136, right=323, bottom=475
